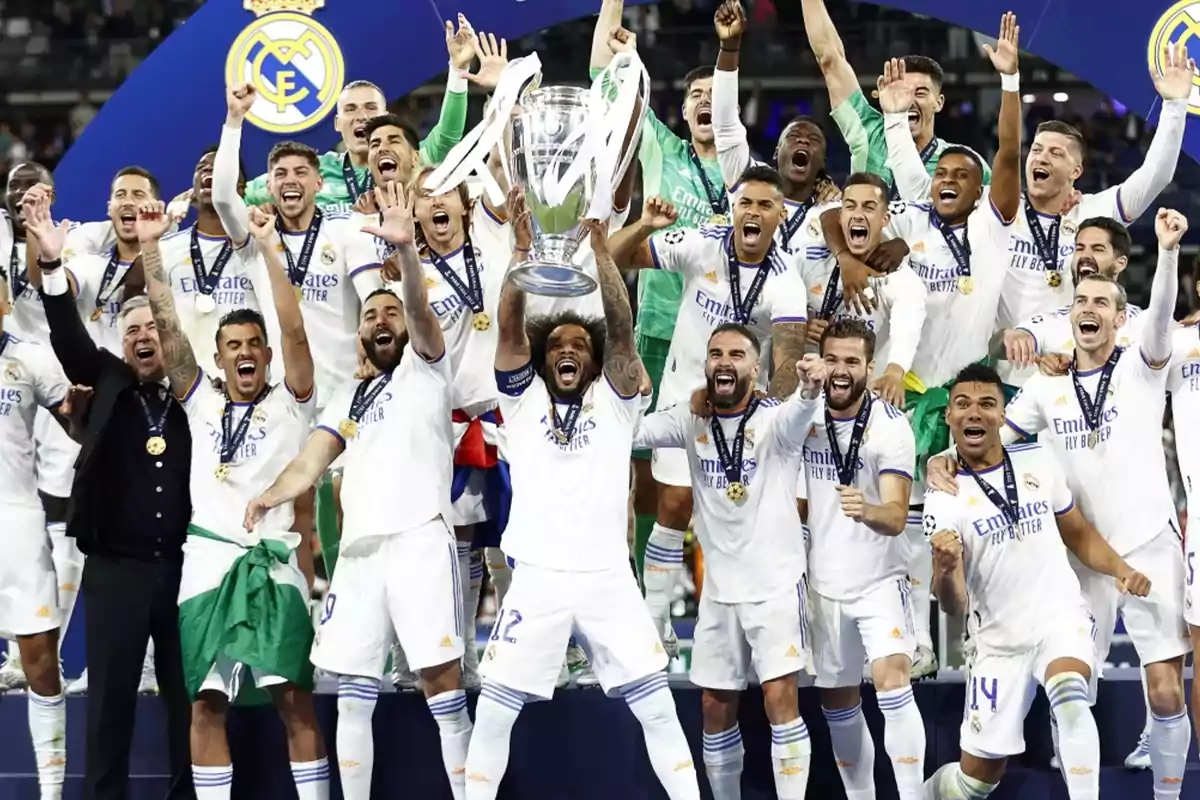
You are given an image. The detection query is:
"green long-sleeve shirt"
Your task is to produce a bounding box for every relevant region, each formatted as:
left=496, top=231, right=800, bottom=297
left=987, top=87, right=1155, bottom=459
left=243, top=86, right=469, bottom=213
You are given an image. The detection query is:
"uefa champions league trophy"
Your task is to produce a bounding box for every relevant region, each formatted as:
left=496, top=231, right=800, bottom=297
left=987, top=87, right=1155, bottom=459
left=423, top=51, right=649, bottom=297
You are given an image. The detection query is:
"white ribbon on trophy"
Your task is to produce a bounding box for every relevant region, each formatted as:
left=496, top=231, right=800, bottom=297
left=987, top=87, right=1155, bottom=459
left=423, top=53, right=544, bottom=204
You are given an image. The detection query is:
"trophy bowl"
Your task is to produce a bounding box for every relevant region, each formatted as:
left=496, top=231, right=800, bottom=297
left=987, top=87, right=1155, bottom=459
left=509, top=86, right=599, bottom=297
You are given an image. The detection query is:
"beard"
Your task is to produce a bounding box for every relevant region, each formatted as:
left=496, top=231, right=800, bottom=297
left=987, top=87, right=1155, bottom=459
left=706, top=370, right=753, bottom=410
left=362, top=329, right=408, bottom=372
left=825, top=373, right=869, bottom=412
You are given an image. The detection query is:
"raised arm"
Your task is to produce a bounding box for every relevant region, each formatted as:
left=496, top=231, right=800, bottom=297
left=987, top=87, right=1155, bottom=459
left=985, top=13, right=1022, bottom=223
left=1141, top=209, right=1185, bottom=368
left=361, top=183, right=444, bottom=362
left=608, top=197, right=678, bottom=270
left=775, top=354, right=827, bottom=450
left=496, top=188, right=533, bottom=372
left=801, top=0, right=862, bottom=109
left=419, top=16, right=474, bottom=166
left=588, top=218, right=642, bottom=397
left=929, top=528, right=968, bottom=615
left=247, top=206, right=314, bottom=398
left=216, top=84, right=257, bottom=248
left=877, top=59, right=935, bottom=201
left=136, top=200, right=199, bottom=398
left=245, top=428, right=344, bottom=531
left=713, top=2, right=751, bottom=189
left=590, top=0, right=625, bottom=72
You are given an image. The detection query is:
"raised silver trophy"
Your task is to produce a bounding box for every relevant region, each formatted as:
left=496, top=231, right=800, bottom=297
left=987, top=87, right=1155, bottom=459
left=423, top=52, right=649, bottom=297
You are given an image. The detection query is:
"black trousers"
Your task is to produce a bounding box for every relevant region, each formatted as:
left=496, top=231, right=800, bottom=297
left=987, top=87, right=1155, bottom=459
left=81, top=553, right=194, bottom=800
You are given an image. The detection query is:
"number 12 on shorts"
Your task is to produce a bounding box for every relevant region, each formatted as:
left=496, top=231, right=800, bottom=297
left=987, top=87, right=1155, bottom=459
left=490, top=608, right=523, bottom=644
left=969, top=676, right=998, bottom=713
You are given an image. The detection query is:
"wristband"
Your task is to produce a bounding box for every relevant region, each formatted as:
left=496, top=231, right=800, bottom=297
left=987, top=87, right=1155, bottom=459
left=1000, top=72, right=1020, bottom=93
left=447, top=60, right=468, bottom=93
left=38, top=257, right=63, bottom=271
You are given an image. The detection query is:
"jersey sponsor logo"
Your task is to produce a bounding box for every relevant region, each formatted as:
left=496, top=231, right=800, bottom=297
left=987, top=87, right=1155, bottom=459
left=697, top=455, right=757, bottom=491
left=176, top=274, right=255, bottom=307
left=225, top=0, right=345, bottom=135
left=803, top=444, right=865, bottom=482
left=1007, top=235, right=1074, bottom=274
left=692, top=288, right=763, bottom=329
left=971, top=499, right=1050, bottom=543
left=1180, top=360, right=1200, bottom=391
left=0, top=386, right=24, bottom=416
left=1050, top=404, right=1119, bottom=449
left=909, top=257, right=960, bottom=293
left=1149, top=2, right=1200, bottom=116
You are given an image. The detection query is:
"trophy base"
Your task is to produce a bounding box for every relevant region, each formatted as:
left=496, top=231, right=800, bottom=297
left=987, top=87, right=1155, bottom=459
left=509, top=262, right=598, bottom=298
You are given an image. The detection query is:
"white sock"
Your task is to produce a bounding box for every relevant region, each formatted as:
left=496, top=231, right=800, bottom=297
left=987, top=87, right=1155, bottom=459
left=48, top=522, right=82, bottom=638
left=1150, top=707, right=1190, bottom=799
left=5, top=638, right=20, bottom=667
left=485, top=548, right=512, bottom=608
left=643, top=525, right=685, bottom=626
left=428, top=689, right=473, bottom=800
left=924, top=763, right=996, bottom=799
left=290, top=758, right=330, bottom=800
left=702, top=725, right=744, bottom=799
left=1045, top=673, right=1099, bottom=800
left=822, top=703, right=875, bottom=799
left=336, top=676, right=379, bottom=800
left=463, top=550, right=484, bottom=674
left=621, top=673, right=700, bottom=800
left=904, top=515, right=933, bottom=651
left=1140, top=668, right=1152, bottom=739
left=770, top=717, right=811, bottom=799
left=29, top=690, right=66, bottom=798
left=465, top=681, right=525, bottom=800
left=192, top=764, right=233, bottom=799
left=877, top=686, right=926, bottom=799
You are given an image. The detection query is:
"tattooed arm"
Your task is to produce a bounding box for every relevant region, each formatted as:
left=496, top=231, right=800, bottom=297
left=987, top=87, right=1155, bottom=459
left=588, top=219, right=643, bottom=397
left=769, top=322, right=807, bottom=399
left=135, top=201, right=200, bottom=398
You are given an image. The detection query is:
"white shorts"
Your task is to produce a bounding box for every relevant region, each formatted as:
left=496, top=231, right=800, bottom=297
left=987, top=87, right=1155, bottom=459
left=690, top=579, right=810, bottom=691
left=34, top=407, right=79, bottom=499
left=0, top=506, right=58, bottom=639
left=199, top=658, right=288, bottom=698
left=1081, top=527, right=1189, bottom=668
left=480, top=561, right=667, bottom=699
left=958, top=608, right=1096, bottom=759
left=650, top=445, right=690, bottom=488
left=809, top=577, right=917, bottom=688
left=311, top=518, right=463, bottom=678
left=1181, top=502, right=1200, bottom=627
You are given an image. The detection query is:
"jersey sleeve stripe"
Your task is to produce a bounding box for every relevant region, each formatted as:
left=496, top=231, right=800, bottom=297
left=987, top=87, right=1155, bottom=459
left=1115, top=188, right=1132, bottom=225
left=285, top=381, right=315, bottom=404
left=1005, top=441, right=1040, bottom=452
left=648, top=238, right=663, bottom=270
left=880, top=468, right=913, bottom=481
left=481, top=202, right=505, bottom=226
left=772, top=315, right=808, bottom=325
left=180, top=371, right=204, bottom=403
left=1004, top=418, right=1033, bottom=438
left=348, top=262, right=383, bottom=278
left=604, top=373, right=640, bottom=400
left=988, top=195, right=1014, bottom=226
left=316, top=424, right=345, bottom=446
left=1054, top=499, right=1075, bottom=516
left=1139, top=347, right=1169, bottom=371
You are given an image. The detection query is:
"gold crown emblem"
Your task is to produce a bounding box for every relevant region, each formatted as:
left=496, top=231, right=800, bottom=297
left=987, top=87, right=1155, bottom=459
left=244, top=0, right=323, bottom=16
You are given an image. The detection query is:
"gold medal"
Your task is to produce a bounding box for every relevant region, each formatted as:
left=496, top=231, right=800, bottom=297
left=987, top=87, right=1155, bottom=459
left=958, top=276, right=974, bottom=295
left=1046, top=271, right=1063, bottom=288
left=1086, top=430, right=1099, bottom=449
left=90, top=308, right=103, bottom=322
left=725, top=481, right=746, bottom=502
left=709, top=214, right=729, bottom=226
left=214, top=463, right=230, bottom=481
left=553, top=429, right=569, bottom=445
left=338, top=419, right=359, bottom=439
left=294, top=285, right=304, bottom=301
left=145, top=436, right=167, bottom=456
left=472, top=312, right=492, bottom=332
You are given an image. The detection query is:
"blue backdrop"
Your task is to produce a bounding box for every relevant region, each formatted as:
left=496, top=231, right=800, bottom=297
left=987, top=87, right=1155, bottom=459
left=51, top=0, right=1200, bottom=223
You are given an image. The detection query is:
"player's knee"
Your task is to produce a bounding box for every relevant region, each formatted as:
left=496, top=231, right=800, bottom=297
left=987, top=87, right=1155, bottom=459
left=1045, top=671, right=1092, bottom=726
left=1146, top=666, right=1186, bottom=714
left=760, top=676, right=799, bottom=723
left=17, top=633, right=59, bottom=692
left=870, top=654, right=913, bottom=692
left=421, top=658, right=463, bottom=695
left=655, top=485, right=692, bottom=528
left=192, top=693, right=229, bottom=732
left=819, top=684, right=861, bottom=711
left=700, top=689, right=739, bottom=729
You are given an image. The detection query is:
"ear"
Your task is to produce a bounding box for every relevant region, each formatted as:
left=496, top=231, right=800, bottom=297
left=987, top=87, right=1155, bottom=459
left=934, top=93, right=945, bottom=114
left=1113, top=255, right=1129, bottom=275
left=867, top=357, right=877, bottom=377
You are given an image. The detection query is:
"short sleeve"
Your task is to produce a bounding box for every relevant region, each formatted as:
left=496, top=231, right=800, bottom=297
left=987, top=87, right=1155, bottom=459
left=883, top=200, right=922, bottom=240
left=976, top=189, right=1017, bottom=237
left=30, top=346, right=69, bottom=409
left=878, top=415, right=916, bottom=482
left=341, top=224, right=384, bottom=280
left=283, top=380, right=318, bottom=424
left=649, top=227, right=708, bottom=278
left=316, top=381, right=357, bottom=445
left=1014, top=307, right=1071, bottom=356
left=181, top=369, right=217, bottom=412
left=1078, top=187, right=1124, bottom=226
left=768, top=262, right=809, bottom=325
left=64, top=221, right=113, bottom=258
left=631, top=403, right=690, bottom=451
left=1004, top=375, right=1048, bottom=439
left=600, top=374, right=652, bottom=425
left=1043, top=448, right=1075, bottom=516
left=921, top=489, right=960, bottom=539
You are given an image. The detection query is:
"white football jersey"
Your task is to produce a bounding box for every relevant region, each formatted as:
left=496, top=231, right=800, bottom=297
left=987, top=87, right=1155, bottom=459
left=0, top=334, right=69, bottom=512
left=798, top=247, right=927, bottom=376
left=317, top=348, right=454, bottom=552
left=0, top=216, right=74, bottom=346
left=160, top=227, right=261, bottom=363
left=71, top=252, right=135, bottom=354
left=804, top=395, right=916, bottom=601
left=183, top=373, right=316, bottom=546
left=632, top=394, right=820, bottom=602
left=1166, top=325, right=1200, bottom=509
left=1014, top=303, right=1145, bottom=357
left=650, top=225, right=808, bottom=407
left=63, top=221, right=117, bottom=260
left=1005, top=347, right=1177, bottom=556
left=243, top=213, right=384, bottom=406
left=884, top=200, right=1011, bottom=387
left=922, top=442, right=1083, bottom=655
left=499, top=367, right=649, bottom=573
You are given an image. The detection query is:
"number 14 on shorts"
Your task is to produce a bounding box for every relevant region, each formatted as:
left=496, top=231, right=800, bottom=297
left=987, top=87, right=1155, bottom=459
left=969, top=675, right=998, bottom=714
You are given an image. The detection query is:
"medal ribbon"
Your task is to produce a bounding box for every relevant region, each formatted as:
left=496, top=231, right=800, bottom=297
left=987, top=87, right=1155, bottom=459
left=219, top=386, right=272, bottom=466
left=427, top=240, right=485, bottom=315
left=710, top=395, right=761, bottom=489
left=190, top=228, right=234, bottom=298
left=136, top=386, right=173, bottom=440
left=825, top=392, right=872, bottom=486
left=1070, top=346, right=1122, bottom=433
left=0, top=331, right=10, bottom=357
left=726, top=235, right=774, bottom=325
left=93, top=249, right=131, bottom=316
left=1023, top=193, right=1062, bottom=278
left=343, top=153, right=374, bottom=204
left=276, top=208, right=324, bottom=290
left=349, top=372, right=393, bottom=423
left=550, top=398, right=583, bottom=444
left=889, top=137, right=939, bottom=200
left=958, top=451, right=1021, bottom=529
left=688, top=144, right=729, bottom=217
left=10, top=242, right=27, bottom=299
left=932, top=211, right=972, bottom=280
left=818, top=264, right=843, bottom=321
left=780, top=197, right=814, bottom=253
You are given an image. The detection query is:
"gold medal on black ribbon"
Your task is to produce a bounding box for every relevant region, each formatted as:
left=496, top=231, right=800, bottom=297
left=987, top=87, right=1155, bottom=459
left=338, top=419, right=359, bottom=439
left=709, top=214, right=729, bottom=226
left=1045, top=271, right=1063, bottom=288
left=90, top=308, right=103, bottom=322
left=214, top=463, right=230, bottom=481
left=957, top=276, right=974, bottom=295
left=294, top=285, right=304, bottom=302
left=725, top=481, right=746, bottom=502
left=145, top=436, right=167, bottom=456
left=473, top=312, right=491, bottom=332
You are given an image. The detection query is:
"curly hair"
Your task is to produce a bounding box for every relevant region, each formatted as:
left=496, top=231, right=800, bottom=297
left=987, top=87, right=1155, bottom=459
left=526, top=311, right=607, bottom=377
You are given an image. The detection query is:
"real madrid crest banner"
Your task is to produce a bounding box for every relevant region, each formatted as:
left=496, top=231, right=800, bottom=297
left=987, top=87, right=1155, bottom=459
left=52, top=0, right=1200, bottom=221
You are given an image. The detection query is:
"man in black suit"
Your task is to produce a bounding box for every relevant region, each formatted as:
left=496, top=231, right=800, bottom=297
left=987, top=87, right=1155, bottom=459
left=24, top=193, right=194, bottom=800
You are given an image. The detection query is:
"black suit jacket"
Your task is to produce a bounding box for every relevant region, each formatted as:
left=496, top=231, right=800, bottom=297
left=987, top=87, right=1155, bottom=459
left=42, top=288, right=145, bottom=547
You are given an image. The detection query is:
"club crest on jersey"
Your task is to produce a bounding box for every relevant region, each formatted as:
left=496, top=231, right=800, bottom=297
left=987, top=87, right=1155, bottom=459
left=3, top=363, right=19, bottom=381
left=320, top=244, right=337, bottom=266
left=1150, top=2, right=1200, bottom=115
left=1022, top=473, right=1040, bottom=491
left=225, top=0, right=345, bottom=135
left=1060, top=219, right=1076, bottom=235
